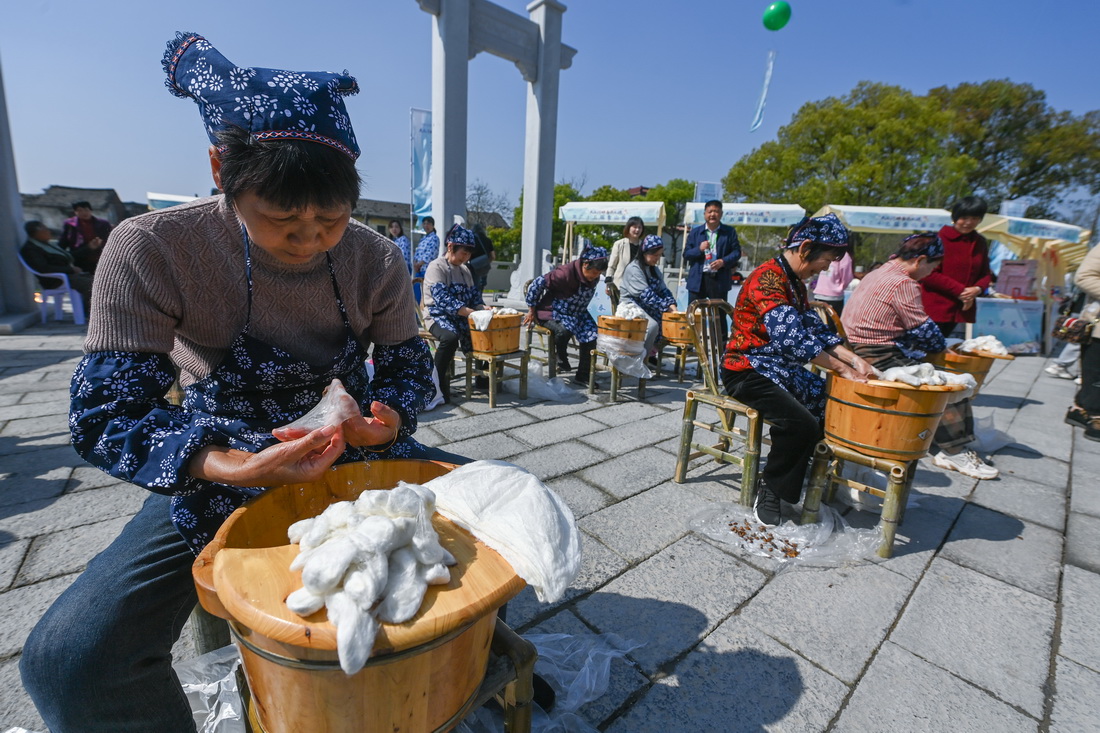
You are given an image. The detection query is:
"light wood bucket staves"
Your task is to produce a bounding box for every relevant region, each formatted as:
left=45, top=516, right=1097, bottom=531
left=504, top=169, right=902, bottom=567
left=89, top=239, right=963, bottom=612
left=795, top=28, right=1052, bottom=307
left=468, top=312, right=523, bottom=355
left=192, top=460, right=525, bottom=733
left=660, top=312, right=694, bottom=345
left=597, top=315, right=647, bottom=341
left=926, top=348, right=1013, bottom=391
left=824, top=374, right=965, bottom=461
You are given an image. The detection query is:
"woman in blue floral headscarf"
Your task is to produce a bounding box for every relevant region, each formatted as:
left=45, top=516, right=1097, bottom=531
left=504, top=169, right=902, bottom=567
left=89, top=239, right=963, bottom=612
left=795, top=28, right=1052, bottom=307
left=620, top=235, right=677, bottom=364
left=722, top=214, right=876, bottom=527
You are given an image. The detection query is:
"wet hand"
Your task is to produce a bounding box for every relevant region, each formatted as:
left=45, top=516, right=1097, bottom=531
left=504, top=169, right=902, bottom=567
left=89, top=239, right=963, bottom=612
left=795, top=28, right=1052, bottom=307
left=342, top=401, right=402, bottom=449
left=190, top=425, right=345, bottom=487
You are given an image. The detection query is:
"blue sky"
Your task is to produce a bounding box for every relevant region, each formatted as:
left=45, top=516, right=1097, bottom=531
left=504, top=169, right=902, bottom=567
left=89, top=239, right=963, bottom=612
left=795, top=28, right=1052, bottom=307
left=2, top=0, right=1098, bottom=209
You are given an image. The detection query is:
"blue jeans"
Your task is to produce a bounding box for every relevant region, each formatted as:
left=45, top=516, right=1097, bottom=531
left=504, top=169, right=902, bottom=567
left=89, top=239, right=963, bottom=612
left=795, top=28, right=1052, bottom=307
left=20, top=446, right=470, bottom=733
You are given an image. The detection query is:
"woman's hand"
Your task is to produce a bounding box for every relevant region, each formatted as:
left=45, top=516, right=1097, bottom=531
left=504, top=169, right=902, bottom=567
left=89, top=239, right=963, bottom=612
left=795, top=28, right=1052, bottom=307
left=522, top=309, right=535, bottom=326
left=189, top=426, right=345, bottom=487
left=847, top=354, right=878, bottom=381
left=667, top=304, right=678, bottom=313
left=836, top=363, right=869, bottom=383
left=959, top=286, right=981, bottom=309
left=341, top=401, right=402, bottom=449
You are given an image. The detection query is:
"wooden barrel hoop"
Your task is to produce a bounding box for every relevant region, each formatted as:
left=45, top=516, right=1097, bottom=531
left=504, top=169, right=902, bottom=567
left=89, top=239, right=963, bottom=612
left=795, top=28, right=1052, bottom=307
left=598, top=315, right=647, bottom=341
left=661, top=312, right=694, bottom=345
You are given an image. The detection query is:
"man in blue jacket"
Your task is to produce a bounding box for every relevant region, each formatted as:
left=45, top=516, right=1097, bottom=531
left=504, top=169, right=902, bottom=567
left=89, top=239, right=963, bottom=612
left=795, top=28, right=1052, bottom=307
left=683, top=200, right=741, bottom=339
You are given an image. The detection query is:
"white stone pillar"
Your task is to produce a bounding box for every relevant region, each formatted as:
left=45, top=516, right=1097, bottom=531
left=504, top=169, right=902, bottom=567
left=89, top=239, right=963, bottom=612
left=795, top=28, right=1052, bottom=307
left=430, top=0, right=470, bottom=233
left=0, top=55, right=35, bottom=329
left=518, top=0, right=565, bottom=285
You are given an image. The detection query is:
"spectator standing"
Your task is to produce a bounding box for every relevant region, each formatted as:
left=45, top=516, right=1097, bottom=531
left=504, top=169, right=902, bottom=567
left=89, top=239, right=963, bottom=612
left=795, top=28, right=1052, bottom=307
left=683, top=200, right=741, bottom=342
left=921, top=196, right=993, bottom=337
left=1065, top=244, right=1100, bottom=440
left=20, top=220, right=94, bottom=313
left=414, top=216, right=439, bottom=277
left=388, top=219, right=412, bottom=274
left=606, top=216, right=645, bottom=289
left=470, top=222, right=496, bottom=293
left=812, top=251, right=854, bottom=315
left=59, top=200, right=111, bottom=273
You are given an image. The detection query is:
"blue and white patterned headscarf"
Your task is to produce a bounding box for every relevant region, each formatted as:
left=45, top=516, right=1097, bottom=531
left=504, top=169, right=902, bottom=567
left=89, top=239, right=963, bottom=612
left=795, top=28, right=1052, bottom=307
left=580, top=245, right=609, bottom=262
left=895, top=232, right=945, bottom=260
left=163, top=32, right=360, bottom=160
left=446, top=225, right=477, bottom=248
left=784, top=213, right=850, bottom=249
left=641, top=235, right=664, bottom=252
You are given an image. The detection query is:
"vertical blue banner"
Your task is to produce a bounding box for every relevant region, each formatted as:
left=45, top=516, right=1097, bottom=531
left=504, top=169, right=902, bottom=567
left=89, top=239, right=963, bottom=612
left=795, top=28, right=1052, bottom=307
left=410, top=108, right=432, bottom=219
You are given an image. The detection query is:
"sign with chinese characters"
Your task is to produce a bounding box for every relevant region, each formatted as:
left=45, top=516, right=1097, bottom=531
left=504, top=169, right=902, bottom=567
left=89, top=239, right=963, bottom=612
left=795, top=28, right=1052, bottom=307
left=973, top=298, right=1045, bottom=354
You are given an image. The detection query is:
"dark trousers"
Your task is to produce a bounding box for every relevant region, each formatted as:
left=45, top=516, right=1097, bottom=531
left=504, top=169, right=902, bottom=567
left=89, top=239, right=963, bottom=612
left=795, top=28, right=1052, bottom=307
left=721, top=368, right=822, bottom=503
left=1077, top=339, right=1100, bottom=414
left=935, top=321, right=961, bottom=338
left=541, top=319, right=594, bottom=378
left=20, top=444, right=472, bottom=733
left=690, top=276, right=731, bottom=344
left=430, top=323, right=462, bottom=400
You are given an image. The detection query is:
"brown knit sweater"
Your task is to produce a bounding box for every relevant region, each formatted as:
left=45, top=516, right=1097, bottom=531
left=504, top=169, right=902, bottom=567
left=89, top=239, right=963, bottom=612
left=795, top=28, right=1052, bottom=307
left=85, top=196, right=417, bottom=387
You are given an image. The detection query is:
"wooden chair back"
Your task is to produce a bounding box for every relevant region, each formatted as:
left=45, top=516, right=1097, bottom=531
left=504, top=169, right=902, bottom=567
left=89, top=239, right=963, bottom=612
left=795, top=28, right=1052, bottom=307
left=606, top=282, right=620, bottom=313
left=809, top=300, right=847, bottom=340
left=686, top=299, right=734, bottom=398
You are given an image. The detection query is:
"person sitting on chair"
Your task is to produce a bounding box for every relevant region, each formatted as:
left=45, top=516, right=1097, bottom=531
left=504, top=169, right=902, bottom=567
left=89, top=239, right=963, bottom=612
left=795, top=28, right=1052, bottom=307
left=20, top=220, right=94, bottom=313
left=722, top=214, right=876, bottom=527
left=422, top=225, right=492, bottom=403
left=620, top=235, right=677, bottom=368
left=842, top=232, right=998, bottom=480
left=523, top=245, right=609, bottom=386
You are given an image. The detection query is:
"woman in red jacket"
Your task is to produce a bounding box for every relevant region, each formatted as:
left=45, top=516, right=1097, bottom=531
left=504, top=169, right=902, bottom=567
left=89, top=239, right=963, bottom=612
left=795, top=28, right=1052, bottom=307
left=920, top=196, right=993, bottom=337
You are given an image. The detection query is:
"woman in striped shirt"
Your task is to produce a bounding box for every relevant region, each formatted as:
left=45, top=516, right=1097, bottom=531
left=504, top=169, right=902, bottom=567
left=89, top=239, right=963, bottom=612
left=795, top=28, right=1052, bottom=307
left=842, top=233, right=997, bottom=480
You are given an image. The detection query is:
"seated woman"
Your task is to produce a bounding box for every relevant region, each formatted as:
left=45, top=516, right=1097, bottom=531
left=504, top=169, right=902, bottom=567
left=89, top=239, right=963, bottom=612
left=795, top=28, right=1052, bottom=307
left=842, top=232, right=998, bottom=479
left=422, top=225, right=492, bottom=403
left=620, top=235, right=677, bottom=366
left=722, top=214, right=876, bottom=527
left=524, top=246, right=609, bottom=386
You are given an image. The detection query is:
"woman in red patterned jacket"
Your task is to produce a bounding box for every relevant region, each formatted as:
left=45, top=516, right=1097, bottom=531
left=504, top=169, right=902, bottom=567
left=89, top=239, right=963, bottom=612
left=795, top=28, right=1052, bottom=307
left=920, top=196, right=993, bottom=337
left=722, top=214, right=876, bottom=527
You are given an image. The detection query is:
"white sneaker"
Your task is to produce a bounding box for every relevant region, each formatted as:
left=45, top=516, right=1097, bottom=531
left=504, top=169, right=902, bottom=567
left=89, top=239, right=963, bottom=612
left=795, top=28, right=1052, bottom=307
left=1045, top=364, right=1076, bottom=380
left=933, top=450, right=999, bottom=480
left=1076, top=376, right=1083, bottom=385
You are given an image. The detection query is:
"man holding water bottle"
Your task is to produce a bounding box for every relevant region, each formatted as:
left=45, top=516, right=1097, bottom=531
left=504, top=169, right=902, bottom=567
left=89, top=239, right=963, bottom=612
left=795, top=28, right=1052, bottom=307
left=683, top=200, right=742, bottom=341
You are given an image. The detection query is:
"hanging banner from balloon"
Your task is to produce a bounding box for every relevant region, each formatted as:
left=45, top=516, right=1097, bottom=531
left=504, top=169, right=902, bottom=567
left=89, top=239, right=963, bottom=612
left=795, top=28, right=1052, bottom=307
left=749, top=49, right=776, bottom=132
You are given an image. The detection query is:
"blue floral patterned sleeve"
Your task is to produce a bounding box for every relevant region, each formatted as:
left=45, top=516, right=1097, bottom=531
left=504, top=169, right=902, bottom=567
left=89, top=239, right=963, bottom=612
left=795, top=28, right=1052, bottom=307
left=895, top=318, right=946, bottom=360
left=526, top=275, right=548, bottom=308
left=70, top=351, right=265, bottom=497
left=803, top=310, right=845, bottom=348
left=430, top=282, right=469, bottom=316
left=761, top=305, right=841, bottom=363
left=414, top=232, right=439, bottom=268
left=635, top=270, right=676, bottom=321
left=370, top=337, right=435, bottom=438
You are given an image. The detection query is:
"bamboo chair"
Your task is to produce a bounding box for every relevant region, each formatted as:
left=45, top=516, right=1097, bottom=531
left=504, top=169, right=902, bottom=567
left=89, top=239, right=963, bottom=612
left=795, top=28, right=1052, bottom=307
left=673, top=299, right=763, bottom=506
left=809, top=300, right=847, bottom=340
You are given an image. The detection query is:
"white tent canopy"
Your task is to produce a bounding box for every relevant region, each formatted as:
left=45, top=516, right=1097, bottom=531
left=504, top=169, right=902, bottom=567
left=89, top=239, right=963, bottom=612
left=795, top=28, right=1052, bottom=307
left=684, top=202, right=805, bottom=228
left=558, top=201, right=665, bottom=227
left=980, top=215, right=1086, bottom=244
left=813, top=205, right=953, bottom=233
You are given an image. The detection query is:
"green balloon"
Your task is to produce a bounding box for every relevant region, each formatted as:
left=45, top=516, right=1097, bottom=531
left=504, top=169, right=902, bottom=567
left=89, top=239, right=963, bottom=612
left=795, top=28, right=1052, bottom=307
left=763, top=1, right=792, bottom=31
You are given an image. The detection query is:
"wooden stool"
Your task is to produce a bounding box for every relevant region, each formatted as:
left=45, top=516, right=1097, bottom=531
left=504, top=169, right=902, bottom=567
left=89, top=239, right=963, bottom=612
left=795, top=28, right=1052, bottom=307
left=465, top=350, right=529, bottom=408
left=588, top=348, right=647, bottom=402
left=525, top=323, right=559, bottom=379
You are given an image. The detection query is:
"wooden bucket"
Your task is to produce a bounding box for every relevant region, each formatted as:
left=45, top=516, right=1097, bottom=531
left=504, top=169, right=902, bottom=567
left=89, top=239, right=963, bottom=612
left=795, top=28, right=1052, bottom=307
left=661, top=312, right=694, bottom=345
left=468, top=312, right=522, bottom=355
left=193, top=460, right=524, bottom=733
left=824, top=374, right=964, bottom=460
left=926, top=349, right=996, bottom=391
left=598, top=315, right=647, bottom=341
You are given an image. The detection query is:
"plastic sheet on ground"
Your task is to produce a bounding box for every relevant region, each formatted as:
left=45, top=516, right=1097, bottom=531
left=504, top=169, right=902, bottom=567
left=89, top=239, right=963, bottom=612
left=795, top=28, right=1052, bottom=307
left=456, top=632, right=643, bottom=733
left=971, top=412, right=1014, bottom=455
left=502, top=361, right=584, bottom=403
left=174, top=644, right=246, bottom=733
left=690, top=501, right=882, bottom=566
left=595, top=334, right=651, bottom=379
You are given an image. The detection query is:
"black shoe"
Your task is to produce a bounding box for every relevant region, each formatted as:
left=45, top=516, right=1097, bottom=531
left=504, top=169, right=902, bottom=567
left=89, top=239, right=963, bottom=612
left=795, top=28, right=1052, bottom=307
left=532, top=673, right=556, bottom=711
left=645, top=356, right=660, bottom=369
left=753, top=483, right=782, bottom=527
left=1066, top=406, right=1090, bottom=429
left=1087, top=416, right=1100, bottom=442
left=556, top=359, right=572, bottom=373
left=572, top=373, right=590, bottom=388
left=475, top=376, right=490, bottom=389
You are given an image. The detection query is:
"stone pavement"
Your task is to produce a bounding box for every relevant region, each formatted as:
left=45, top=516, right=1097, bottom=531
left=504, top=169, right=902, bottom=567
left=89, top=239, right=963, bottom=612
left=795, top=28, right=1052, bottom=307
left=1, top=320, right=1098, bottom=732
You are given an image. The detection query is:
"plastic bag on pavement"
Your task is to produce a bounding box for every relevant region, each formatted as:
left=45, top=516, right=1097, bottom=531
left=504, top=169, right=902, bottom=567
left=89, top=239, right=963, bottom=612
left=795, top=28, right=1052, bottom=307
left=173, top=644, right=246, bottom=733
left=455, top=632, right=643, bottom=733
left=690, top=501, right=881, bottom=566
left=971, top=412, right=1014, bottom=455
left=595, top=334, right=651, bottom=379
left=272, top=378, right=361, bottom=439
left=502, top=361, right=584, bottom=402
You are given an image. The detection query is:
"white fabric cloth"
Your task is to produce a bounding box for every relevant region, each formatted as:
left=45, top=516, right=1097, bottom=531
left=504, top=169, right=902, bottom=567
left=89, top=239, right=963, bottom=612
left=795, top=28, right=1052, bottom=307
left=614, top=301, right=648, bottom=321
left=959, top=335, right=1008, bottom=355
left=469, top=307, right=521, bottom=331
left=422, top=460, right=581, bottom=603
left=878, top=363, right=976, bottom=402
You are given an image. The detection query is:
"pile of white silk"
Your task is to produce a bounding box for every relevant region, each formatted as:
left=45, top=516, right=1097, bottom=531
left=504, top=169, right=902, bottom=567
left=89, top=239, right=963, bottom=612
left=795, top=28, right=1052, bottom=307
left=614, top=301, right=648, bottom=321
left=958, top=335, right=1009, bottom=355
left=286, top=483, right=456, bottom=674
left=469, top=307, right=521, bottom=331
left=877, top=363, right=977, bottom=402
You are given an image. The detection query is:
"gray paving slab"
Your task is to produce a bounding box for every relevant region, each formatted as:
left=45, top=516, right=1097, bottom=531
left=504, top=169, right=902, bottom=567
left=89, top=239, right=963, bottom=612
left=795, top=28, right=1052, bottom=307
left=0, top=539, right=29, bottom=591
left=0, top=572, right=77, bottom=658
left=514, top=397, right=601, bottom=421
left=15, top=516, right=131, bottom=586
left=1051, top=655, right=1100, bottom=733
left=989, top=446, right=1070, bottom=489
left=576, top=449, right=675, bottom=500
left=578, top=411, right=681, bottom=454
left=833, top=641, right=1036, bottom=732
left=0, top=398, right=70, bottom=422
left=890, top=558, right=1055, bottom=717
left=0, top=483, right=147, bottom=540
left=654, top=435, right=680, bottom=455
left=410, top=424, right=446, bottom=447
left=545, top=476, right=614, bottom=519
left=437, top=433, right=527, bottom=461
left=605, top=616, right=848, bottom=733
left=940, top=503, right=1062, bottom=600
left=0, top=415, right=73, bottom=451
left=506, top=413, right=607, bottom=447
left=1069, top=461, right=1100, bottom=519
left=575, top=535, right=765, bottom=676
left=1059, top=565, right=1100, bottom=672
left=911, top=460, right=979, bottom=501
left=509, top=441, right=607, bottom=482
left=506, top=531, right=631, bottom=630
left=428, top=408, right=536, bottom=442
left=65, top=465, right=125, bottom=494
left=584, top=401, right=666, bottom=428
left=970, top=473, right=1066, bottom=531
left=1065, top=512, right=1100, bottom=574
left=841, top=505, right=960, bottom=580
left=527, top=609, right=649, bottom=729
left=0, top=656, right=45, bottom=731
left=579, top=482, right=714, bottom=563
left=0, top=395, right=20, bottom=408
left=741, top=562, right=914, bottom=683
left=0, top=464, right=70, bottom=509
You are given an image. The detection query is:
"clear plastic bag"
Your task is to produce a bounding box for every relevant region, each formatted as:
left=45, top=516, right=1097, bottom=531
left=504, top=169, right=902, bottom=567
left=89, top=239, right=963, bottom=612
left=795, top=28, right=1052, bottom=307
left=972, top=412, right=1014, bottom=454
left=595, top=335, right=651, bottom=379
left=173, top=644, right=247, bottom=733
left=690, top=501, right=882, bottom=566
left=502, top=361, right=585, bottom=403
left=272, top=378, right=361, bottom=439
